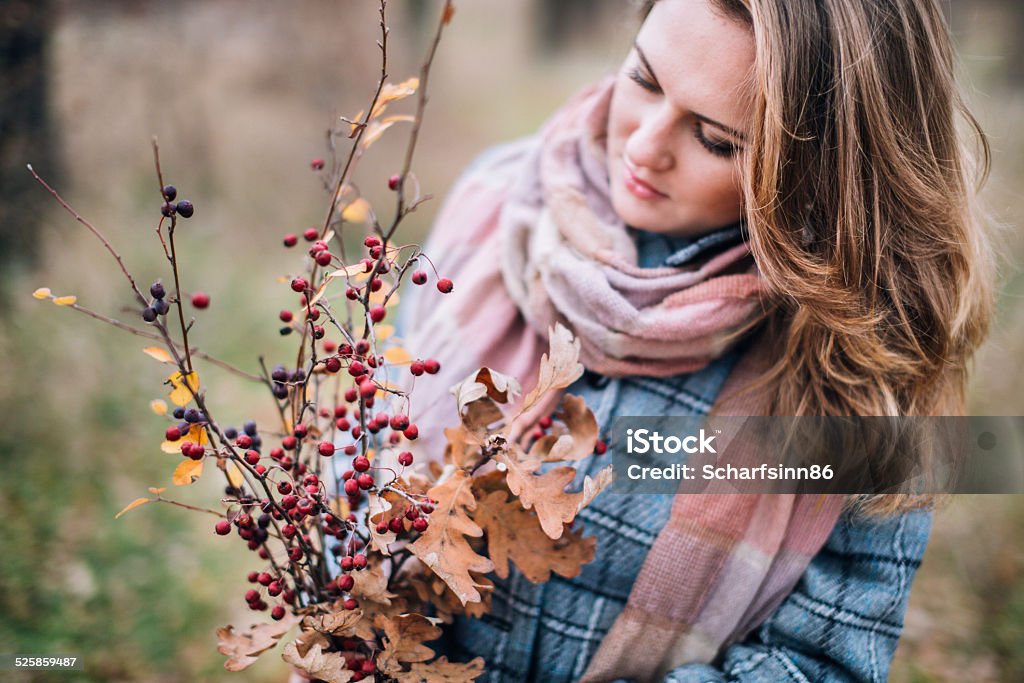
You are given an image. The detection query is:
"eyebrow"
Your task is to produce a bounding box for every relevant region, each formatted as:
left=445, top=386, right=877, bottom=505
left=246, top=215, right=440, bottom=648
left=634, top=42, right=748, bottom=142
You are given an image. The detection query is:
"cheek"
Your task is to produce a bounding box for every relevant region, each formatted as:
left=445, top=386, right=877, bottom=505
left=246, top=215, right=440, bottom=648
left=677, top=161, right=744, bottom=220
left=606, top=79, right=638, bottom=159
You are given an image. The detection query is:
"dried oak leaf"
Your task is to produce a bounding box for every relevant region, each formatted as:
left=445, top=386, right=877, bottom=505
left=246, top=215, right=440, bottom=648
left=473, top=489, right=596, bottom=582
left=409, top=470, right=494, bottom=605
left=303, top=608, right=363, bottom=637
left=444, top=424, right=484, bottom=469
left=350, top=563, right=398, bottom=606
left=495, top=448, right=613, bottom=540
left=393, top=656, right=486, bottom=682
left=411, top=572, right=493, bottom=623
left=375, top=613, right=441, bottom=677
left=282, top=640, right=353, bottom=683
left=215, top=613, right=299, bottom=671
left=516, top=323, right=584, bottom=418
left=527, top=394, right=599, bottom=462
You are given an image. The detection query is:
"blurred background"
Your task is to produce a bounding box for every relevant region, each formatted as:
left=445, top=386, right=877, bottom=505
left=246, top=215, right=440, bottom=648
left=0, top=0, right=1021, bottom=681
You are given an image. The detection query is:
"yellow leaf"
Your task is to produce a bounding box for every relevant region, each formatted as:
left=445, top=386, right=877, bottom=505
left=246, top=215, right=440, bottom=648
left=150, top=399, right=168, bottom=416
left=227, top=462, right=244, bottom=489
left=341, top=198, right=371, bottom=224
left=173, top=458, right=204, bottom=486
left=143, top=346, right=174, bottom=364
left=375, top=324, right=395, bottom=341
left=362, top=114, right=415, bottom=149
left=161, top=440, right=183, bottom=454
left=186, top=423, right=209, bottom=445
left=370, top=77, right=419, bottom=118
left=53, top=295, right=77, bottom=306
left=167, top=371, right=200, bottom=407
left=147, top=487, right=167, bottom=494
left=115, top=497, right=152, bottom=519
left=383, top=347, right=412, bottom=365
left=32, top=287, right=52, bottom=299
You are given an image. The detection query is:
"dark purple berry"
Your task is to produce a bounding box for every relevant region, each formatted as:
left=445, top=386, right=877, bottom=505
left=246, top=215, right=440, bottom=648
left=142, top=307, right=157, bottom=322
left=271, top=366, right=288, bottom=382
left=150, top=282, right=166, bottom=299
left=152, top=298, right=169, bottom=315
left=185, top=408, right=200, bottom=423
left=161, top=202, right=176, bottom=217
left=244, top=420, right=257, bottom=436
left=173, top=407, right=185, bottom=420
left=162, top=185, right=177, bottom=201
left=176, top=200, right=195, bottom=218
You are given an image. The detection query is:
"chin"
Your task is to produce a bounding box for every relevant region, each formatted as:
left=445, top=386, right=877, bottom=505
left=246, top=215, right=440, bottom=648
left=610, top=186, right=676, bottom=234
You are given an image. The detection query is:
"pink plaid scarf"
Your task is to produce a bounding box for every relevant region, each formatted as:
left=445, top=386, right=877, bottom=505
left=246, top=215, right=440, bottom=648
left=401, top=78, right=844, bottom=680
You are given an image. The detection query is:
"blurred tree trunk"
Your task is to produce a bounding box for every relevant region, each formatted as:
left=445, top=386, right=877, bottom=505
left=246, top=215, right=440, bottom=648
left=0, top=0, right=58, bottom=278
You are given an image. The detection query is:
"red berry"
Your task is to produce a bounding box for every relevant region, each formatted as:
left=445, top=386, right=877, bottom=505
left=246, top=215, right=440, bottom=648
left=245, top=589, right=260, bottom=603
left=344, top=479, right=359, bottom=496
left=281, top=495, right=298, bottom=509
left=369, top=306, right=386, bottom=323
left=268, top=581, right=282, bottom=596
left=398, top=451, right=414, bottom=467
left=389, top=517, right=404, bottom=534
left=245, top=449, right=260, bottom=465
left=343, top=445, right=357, bottom=456
left=411, top=270, right=427, bottom=285
left=594, top=440, right=608, bottom=455
left=359, top=382, right=377, bottom=399
left=288, top=547, right=303, bottom=562
left=325, top=356, right=342, bottom=373
left=258, top=572, right=272, bottom=586
left=236, top=434, right=252, bottom=449
left=282, top=524, right=297, bottom=539
left=337, top=574, right=355, bottom=591
left=348, top=361, right=366, bottom=377
left=279, top=309, right=293, bottom=323
left=370, top=277, right=383, bottom=292
left=165, top=426, right=182, bottom=442
left=315, top=250, right=333, bottom=267
left=345, top=286, right=359, bottom=300
left=357, top=473, right=374, bottom=489
left=215, top=520, right=231, bottom=535
left=303, top=228, right=318, bottom=241
left=409, top=360, right=425, bottom=376
left=353, top=456, right=370, bottom=472
left=343, top=598, right=358, bottom=610
left=324, top=340, right=338, bottom=353
left=277, top=481, right=292, bottom=495
left=313, top=325, right=325, bottom=339
left=191, top=292, right=210, bottom=309
left=283, top=233, right=298, bottom=247
left=354, top=339, right=371, bottom=355
left=412, top=517, right=429, bottom=532
left=344, top=387, right=358, bottom=403
left=539, top=415, right=553, bottom=429
left=424, top=359, right=441, bottom=374
left=319, top=442, right=335, bottom=457
left=364, top=235, right=381, bottom=248
left=388, top=174, right=400, bottom=190
left=436, top=278, right=454, bottom=293
left=375, top=521, right=389, bottom=534
left=403, top=425, right=419, bottom=440
left=290, top=277, right=308, bottom=293
left=311, top=158, right=325, bottom=170
left=282, top=435, right=297, bottom=450
left=353, top=554, right=367, bottom=570
left=271, top=605, right=286, bottom=620
left=389, top=414, right=409, bottom=431
left=405, top=506, right=419, bottom=520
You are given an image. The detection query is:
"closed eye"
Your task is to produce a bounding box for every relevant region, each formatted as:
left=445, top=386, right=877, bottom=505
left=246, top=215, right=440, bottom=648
left=629, top=67, right=661, bottom=94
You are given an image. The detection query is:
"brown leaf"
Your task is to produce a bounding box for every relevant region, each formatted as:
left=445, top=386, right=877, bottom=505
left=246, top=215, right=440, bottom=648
left=409, top=471, right=494, bottom=605
left=394, top=656, right=486, bottom=683
left=350, top=564, right=398, bottom=605
left=370, top=77, right=419, bottom=118
left=443, top=425, right=484, bottom=469
left=216, top=614, right=299, bottom=672
left=303, top=609, right=364, bottom=637
left=282, top=640, right=353, bottom=683
left=473, top=490, right=595, bottom=582
left=143, top=346, right=174, bottom=364
left=516, top=323, right=583, bottom=418
left=495, top=453, right=579, bottom=539
left=376, top=613, right=441, bottom=676
left=526, top=394, right=598, bottom=462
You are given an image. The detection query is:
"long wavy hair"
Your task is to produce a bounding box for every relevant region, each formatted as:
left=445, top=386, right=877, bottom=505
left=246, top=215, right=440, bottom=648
left=642, top=0, right=997, bottom=515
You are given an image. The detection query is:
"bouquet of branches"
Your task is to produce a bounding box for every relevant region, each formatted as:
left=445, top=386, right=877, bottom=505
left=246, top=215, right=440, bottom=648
left=29, top=3, right=612, bottom=681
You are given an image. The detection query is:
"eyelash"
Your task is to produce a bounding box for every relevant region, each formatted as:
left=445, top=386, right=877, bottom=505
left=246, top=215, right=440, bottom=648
left=627, top=67, right=740, bottom=159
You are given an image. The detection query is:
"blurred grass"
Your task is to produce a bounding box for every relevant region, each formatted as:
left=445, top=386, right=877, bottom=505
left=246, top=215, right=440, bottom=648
left=0, top=0, right=1021, bottom=680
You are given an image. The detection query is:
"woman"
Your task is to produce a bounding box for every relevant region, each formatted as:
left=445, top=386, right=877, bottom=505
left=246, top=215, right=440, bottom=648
left=397, top=0, right=995, bottom=680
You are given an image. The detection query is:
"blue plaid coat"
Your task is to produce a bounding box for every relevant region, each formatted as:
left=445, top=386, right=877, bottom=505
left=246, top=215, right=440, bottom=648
left=397, top=148, right=932, bottom=683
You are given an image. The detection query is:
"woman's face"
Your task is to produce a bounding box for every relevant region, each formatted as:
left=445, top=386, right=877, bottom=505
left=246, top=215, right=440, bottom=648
left=607, top=0, right=755, bottom=237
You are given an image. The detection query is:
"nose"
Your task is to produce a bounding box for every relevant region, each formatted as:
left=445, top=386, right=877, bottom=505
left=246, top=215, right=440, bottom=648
left=624, top=106, right=675, bottom=173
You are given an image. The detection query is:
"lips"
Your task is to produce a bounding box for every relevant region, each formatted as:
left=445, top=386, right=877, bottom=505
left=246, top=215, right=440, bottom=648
left=622, top=161, right=668, bottom=201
